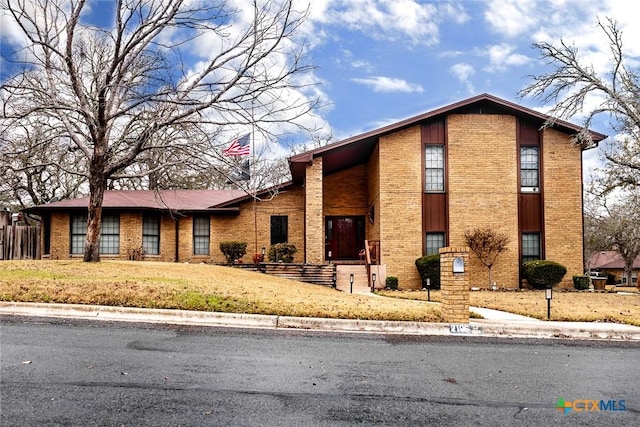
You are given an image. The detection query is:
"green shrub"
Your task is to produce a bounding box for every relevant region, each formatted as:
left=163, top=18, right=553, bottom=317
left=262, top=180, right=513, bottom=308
left=385, top=276, right=398, bottom=290
left=522, top=260, right=567, bottom=289
left=219, top=241, right=247, bottom=265
left=415, top=255, right=440, bottom=289
left=267, top=243, right=297, bottom=263
left=572, top=275, right=589, bottom=290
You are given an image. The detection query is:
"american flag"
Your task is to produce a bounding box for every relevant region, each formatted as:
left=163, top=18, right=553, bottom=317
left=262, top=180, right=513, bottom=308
left=223, top=134, right=251, bottom=157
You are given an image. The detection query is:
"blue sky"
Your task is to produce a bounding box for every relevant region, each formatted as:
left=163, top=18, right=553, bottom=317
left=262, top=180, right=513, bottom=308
left=1, top=0, right=638, bottom=178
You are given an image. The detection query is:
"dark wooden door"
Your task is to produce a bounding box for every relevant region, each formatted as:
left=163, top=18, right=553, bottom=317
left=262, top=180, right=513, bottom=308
left=325, top=216, right=365, bottom=260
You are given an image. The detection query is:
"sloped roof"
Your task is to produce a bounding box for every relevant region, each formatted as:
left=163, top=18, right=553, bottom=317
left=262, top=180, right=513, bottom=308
left=589, top=251, right=640, bottom=270
left=288, top=93, right=608, bottom=183
left=26, top=189, right=247, bottom=214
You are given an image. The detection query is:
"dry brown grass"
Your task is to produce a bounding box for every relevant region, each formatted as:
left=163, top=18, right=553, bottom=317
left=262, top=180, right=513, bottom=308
left=379, top=288, right=640, bottom=326
left=0, top=260, right=442, bottom=322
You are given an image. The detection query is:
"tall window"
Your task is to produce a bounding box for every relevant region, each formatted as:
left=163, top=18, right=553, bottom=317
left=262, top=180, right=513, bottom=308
left=522, top=233, right=540, bottom=262
left=270, top=216, right=288, bottom=245
left=520, top=146, right=539, bottom=190
left=70, top=214, right=87, bottom=255
left=100, top=214, right=120, bottom=255
left=193, top=216, right=210, bottom=255
left=425, top=145, right=445, bottom=192
left=70, top=214, right=119, bottom=255
left=143, top=214, right=160, bottom=255
left=425, top=232, right=445, bottom=256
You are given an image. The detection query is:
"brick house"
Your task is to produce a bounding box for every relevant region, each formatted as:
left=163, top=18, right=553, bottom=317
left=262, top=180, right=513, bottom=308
left=589, top=251, right=640, bottom=286
left=25, top=94, right=606, bottom=289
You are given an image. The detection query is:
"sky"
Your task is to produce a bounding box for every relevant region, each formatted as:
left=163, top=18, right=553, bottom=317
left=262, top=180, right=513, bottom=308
left=1, top=0, right=639, bottom=181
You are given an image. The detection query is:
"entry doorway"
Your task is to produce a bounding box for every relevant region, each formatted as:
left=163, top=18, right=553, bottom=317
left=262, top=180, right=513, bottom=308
left=325, top=216, right=365, bottom=261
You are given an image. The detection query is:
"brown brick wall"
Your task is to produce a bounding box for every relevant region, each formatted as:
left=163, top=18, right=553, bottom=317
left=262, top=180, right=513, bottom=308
left=367, top=144, right=381, bottom=242
left=210, top=186, right=305, bottom=264
left=49, top=213, right=70, bottom=259
left=305, top=157, right=323, bottom=263
left=447, top=114, right=520, bottom=288
left=378, top=125, right=423, bottom=289
left=323, top=164, right=368, bottom=217
left=542, top=128, right=584, bottom=288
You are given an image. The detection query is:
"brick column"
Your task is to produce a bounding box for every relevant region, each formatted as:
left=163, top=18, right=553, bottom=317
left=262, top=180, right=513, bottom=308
left=439, top=246, right=470, bottom=323
left=305, top=157, right=323, bottom=263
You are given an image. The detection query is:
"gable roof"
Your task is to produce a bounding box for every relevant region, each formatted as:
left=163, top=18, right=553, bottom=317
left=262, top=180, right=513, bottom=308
left=288, top=93, right=608, bottom=183
left=590, top=251, right=640, bottom=270
left=25, top=189, right=247, bottom=214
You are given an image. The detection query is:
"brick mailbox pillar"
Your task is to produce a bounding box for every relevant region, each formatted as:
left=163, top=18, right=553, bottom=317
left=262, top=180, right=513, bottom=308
left=439, top=247, right=470, bottom=324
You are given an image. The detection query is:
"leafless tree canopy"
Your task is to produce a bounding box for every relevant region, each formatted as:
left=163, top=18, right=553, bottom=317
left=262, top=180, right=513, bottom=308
left=584, top=190, right=640, bottom=288
left=519, top=18, right=640, bottom=191
left=0, top=0, right=318, bottom=261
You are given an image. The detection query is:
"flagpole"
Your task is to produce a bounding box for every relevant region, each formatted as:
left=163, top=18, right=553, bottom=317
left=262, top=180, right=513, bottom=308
left=251, top=102, right=258, bottom=256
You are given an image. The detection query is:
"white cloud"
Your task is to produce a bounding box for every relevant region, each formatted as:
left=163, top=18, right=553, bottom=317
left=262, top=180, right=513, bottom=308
left=450, top=63, right=475, bottom=93
left=484, top=0, right=539, bottom=38
left=483, top=43, right=530, bottom=71
left=351, top=76, right=424, bottom=93
left=307, top=0, right=468, bottom=45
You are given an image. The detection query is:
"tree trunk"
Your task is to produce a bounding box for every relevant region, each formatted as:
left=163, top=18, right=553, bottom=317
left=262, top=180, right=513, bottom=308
left=83, top=151, right=107, bottom=262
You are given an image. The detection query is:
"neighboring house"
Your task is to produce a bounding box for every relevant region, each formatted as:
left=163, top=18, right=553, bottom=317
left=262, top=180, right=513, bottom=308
left=589, top=251, right=640, bottom=285
left=25, top=94, right=607, bottom=289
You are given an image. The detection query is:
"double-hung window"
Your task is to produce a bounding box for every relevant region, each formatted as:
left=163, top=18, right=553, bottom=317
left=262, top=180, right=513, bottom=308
left=142, top=214, right=160, bottom=255
left=425, top=145, right=445, bottom=192
left=193, top=216, right=210, bottom=255
left=425, top=233, right=445, bottom=256
left=520, top=146, right=539, bottom=190
left=70, top=213, right=119, bottom=255
left=522, top=233, right=540, bottom=263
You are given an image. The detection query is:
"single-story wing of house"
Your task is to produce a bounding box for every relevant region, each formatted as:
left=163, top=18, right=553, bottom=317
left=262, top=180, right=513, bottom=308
left=25, top=93, right=607, bottom=289
left=589, top=251, right=640, bottom=285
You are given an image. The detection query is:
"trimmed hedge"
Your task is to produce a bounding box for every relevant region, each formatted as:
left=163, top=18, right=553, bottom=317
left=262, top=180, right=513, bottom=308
left=219, top=241, right=247, bottom=265
left=523, top=260, right=567, bottom=289
left=415, top=255, right=440, bottom=289
left=573, top=275, right=590, bottom=290
left=385, top=276, right=399, bottom=290
left=267, top=243, right=297, bottom=263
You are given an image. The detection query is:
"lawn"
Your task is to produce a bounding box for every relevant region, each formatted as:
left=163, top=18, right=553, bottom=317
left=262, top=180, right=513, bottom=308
left=0, top=260, right=441, bottom=322
left=1, top=260, right=639, bottom=326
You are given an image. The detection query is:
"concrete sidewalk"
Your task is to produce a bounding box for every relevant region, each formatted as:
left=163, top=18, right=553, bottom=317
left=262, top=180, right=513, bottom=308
left=2, top=301, right=640, bottom=341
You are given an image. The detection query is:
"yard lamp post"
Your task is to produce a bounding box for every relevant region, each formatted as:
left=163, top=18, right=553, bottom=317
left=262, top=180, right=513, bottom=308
left=371, top=273, right=376, bottom=293
left=261, top=246, right=265, bottom=262
left=423, top=278, right=431, bottom=302
left=350, top=273, right=354, bottom=294
left=545, top=285, right=553, bottom=320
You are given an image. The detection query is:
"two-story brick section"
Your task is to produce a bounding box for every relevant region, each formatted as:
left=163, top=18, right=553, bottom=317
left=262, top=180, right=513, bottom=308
left=26, top=94, right=607, bottom=289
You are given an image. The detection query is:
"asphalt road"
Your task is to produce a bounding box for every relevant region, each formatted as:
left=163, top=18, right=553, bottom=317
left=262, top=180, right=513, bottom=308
left=1, top=315, right=638, bottom=426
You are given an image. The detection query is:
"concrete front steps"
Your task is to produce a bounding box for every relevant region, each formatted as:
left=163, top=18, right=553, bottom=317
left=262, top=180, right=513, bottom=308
left=335, top=265, right=371, bottom=293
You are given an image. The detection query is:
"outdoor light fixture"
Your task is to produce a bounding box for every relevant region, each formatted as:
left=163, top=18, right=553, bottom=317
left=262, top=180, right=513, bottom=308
left=371, top=273, right=376, bottom=293
left=545, top=285, right=553, bottom=320
left=350, top=273, right=354, bottom=294
left=261, top=246, right=266, bottom=257
left=332, top=271, right=337, bottom=288
left=424, top=278, right=431, bottom=302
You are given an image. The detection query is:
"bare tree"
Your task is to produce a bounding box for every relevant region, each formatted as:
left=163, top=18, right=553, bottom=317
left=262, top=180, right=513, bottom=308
left=587, top=191, right=640, bottom=288
left=464, top=227, right=510, bottom=288
left=0, top=118, right=86, bottom=209
left=519, top=18, right=640, bottom=191
left=1, top=0, right=317, bottom=261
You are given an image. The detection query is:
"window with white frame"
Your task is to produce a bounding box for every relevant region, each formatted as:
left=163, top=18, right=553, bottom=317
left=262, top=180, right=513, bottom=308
left=425, top=232, right=445, bottom=256
left=193, top=216, right=210, bottom=255
left=520, top=146, right=539, bottom=190
left=522, top=233, right=540, bottom=262
left=142, top=214, right=160, bottom=255
left=425, top=145, right=445, bottom=192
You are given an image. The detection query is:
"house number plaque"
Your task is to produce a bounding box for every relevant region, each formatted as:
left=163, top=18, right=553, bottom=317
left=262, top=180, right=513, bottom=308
left=453, top=257, right=464, bottom=273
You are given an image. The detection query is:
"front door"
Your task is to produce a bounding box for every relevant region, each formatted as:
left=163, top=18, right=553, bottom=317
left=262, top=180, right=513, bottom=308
left=325, top=216, right=365, bottom=260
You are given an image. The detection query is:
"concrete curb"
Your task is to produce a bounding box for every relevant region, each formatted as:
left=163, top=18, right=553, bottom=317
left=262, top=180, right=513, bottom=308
left=1, top=302, right=640, bottom=341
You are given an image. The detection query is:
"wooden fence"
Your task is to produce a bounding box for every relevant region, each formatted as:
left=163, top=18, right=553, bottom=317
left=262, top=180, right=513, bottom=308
left=0, top=211, right=41, bottom=260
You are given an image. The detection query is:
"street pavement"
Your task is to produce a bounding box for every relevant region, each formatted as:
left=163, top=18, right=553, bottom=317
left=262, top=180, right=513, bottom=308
left=2, top=300, right=639, bottom=341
